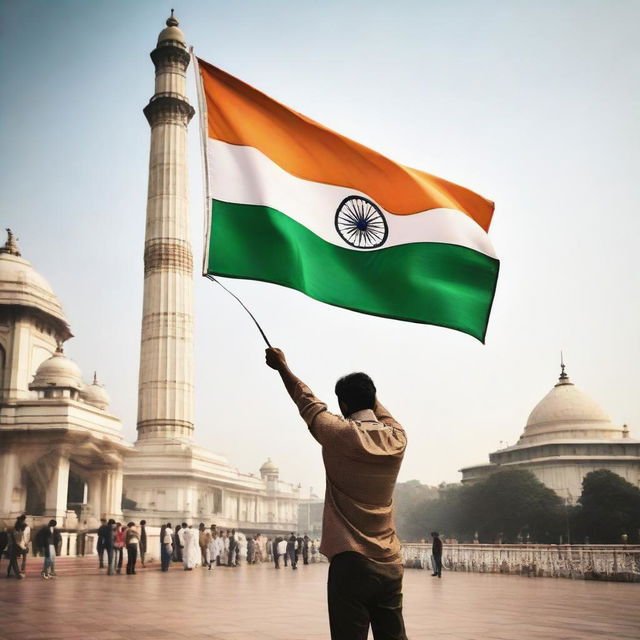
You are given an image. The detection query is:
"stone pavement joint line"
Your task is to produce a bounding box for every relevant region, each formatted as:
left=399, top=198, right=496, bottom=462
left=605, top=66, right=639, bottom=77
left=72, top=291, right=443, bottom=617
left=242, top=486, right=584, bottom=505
left=0, top=558, right=638, bottom=639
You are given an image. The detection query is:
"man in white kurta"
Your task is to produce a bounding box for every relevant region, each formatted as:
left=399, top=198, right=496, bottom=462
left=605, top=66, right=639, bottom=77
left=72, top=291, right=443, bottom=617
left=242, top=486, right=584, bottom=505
left=183, top=525, right=200, bottom=570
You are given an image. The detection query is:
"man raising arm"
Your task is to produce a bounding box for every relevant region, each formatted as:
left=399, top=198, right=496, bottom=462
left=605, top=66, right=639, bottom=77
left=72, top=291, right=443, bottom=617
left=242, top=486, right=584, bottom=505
left=265, top=347, right=408, bottom=640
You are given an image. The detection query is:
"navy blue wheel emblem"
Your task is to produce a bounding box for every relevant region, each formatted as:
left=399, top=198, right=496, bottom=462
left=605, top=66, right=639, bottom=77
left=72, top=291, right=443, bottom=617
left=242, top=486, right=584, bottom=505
left=335, top=196, right=388, bottom=249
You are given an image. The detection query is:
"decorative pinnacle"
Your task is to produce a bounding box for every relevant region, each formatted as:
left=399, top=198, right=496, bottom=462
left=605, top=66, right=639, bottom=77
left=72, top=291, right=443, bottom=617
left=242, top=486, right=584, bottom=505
left=93, top=371, right=98, bottom=385
left=559, top=350, right=568, bottom=380
left=166, top=8, right=178, bottom=26
left=1, top=228, right=21, bottom=256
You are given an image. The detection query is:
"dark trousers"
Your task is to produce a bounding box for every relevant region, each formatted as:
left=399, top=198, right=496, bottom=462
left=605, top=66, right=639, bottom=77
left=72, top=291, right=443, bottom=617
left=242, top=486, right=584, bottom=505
left=97, top=541, right=105, bottom=567
left=126, top=544, right=137, bottom=574
left=432, top=554, right=442, bottom=577
left=274, top=552, right=280, bottom=568
left=8, top=548, right=23, bottom=577
left=287, top=548, right=297, bottom=569
left=161, top=544, right=171, bottom=571
left=327, top=552, right=406, bottom=640
left=105, top=547, right=114, bottom=574
left=114, top=547, right=124, bottom=571
left=140, top=545, right=146, bottom=566
left=303, top=549, right=309, bottom=565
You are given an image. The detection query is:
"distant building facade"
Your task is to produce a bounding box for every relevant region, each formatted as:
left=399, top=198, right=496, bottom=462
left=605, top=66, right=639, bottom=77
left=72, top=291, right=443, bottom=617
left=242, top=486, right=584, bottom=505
left=0, top=232, right=128, bottom=529
left=460, top=363, right=640, bottom=503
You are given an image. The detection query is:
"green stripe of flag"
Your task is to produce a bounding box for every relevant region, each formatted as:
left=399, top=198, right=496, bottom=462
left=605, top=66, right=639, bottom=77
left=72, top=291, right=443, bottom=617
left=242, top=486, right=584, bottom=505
left=207, top=200, right=499, bottom=342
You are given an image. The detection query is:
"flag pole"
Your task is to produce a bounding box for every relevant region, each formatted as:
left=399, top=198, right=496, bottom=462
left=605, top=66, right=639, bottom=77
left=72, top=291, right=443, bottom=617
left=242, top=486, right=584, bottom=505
left=204, top=275, right=272, bottom=348
left=190, top=48, right=213, bottom=277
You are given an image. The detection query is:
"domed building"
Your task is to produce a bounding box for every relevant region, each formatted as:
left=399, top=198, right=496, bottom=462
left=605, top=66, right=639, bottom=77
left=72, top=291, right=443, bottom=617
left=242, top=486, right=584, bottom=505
left=0, top=230, right=129, bottom=529
left=460, top=361, right=640, bottom=502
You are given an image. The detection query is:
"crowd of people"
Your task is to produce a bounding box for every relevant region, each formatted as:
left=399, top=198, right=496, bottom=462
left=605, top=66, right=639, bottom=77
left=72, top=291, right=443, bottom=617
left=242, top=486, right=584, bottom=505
left=1, top=514, right=63, bottom=579
left=0, top=514, right=321, bottom=579
left=156, top=523, right=320, bottom=572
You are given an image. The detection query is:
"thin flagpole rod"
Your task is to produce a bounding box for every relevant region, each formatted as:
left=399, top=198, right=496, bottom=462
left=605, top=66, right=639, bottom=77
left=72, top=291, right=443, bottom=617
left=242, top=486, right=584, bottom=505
left=204, top=275, right=272, bottom=348
left=190, top=48, right=213, bottom=277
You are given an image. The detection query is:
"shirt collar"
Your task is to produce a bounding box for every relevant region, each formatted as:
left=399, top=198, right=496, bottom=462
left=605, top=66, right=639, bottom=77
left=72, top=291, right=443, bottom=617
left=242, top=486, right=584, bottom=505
left=348, top=409, right=378, bottom=423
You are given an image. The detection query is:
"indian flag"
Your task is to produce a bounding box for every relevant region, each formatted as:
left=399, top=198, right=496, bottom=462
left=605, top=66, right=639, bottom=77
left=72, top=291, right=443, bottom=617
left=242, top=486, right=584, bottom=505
left=195, top=58, right=499, bottom=342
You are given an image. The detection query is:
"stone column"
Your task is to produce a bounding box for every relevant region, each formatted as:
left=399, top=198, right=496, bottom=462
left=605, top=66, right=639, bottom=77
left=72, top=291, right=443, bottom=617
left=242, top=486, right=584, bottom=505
left=136, top=13, right=195, bottom=443
left=44, top=457, right=69, bottom=521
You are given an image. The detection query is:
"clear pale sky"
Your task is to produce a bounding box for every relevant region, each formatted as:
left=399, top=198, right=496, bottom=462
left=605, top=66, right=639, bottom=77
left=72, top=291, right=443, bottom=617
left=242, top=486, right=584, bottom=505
left=2, top=0, right=638, bottom=495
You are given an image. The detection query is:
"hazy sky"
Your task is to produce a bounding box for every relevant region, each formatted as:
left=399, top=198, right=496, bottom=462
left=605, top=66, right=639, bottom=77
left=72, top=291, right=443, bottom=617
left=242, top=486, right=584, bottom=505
left=2, top=0, right=638, bottom=495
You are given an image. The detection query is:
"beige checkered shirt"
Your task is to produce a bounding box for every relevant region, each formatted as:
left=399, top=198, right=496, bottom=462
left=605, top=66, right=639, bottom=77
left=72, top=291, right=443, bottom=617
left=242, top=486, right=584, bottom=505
left=293, top=381, right=407, bottom=564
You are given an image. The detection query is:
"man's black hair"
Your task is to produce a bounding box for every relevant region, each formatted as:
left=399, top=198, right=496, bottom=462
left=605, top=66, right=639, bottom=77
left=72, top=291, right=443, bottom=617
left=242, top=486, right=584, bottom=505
left=335, top=372, right=376, bottom=413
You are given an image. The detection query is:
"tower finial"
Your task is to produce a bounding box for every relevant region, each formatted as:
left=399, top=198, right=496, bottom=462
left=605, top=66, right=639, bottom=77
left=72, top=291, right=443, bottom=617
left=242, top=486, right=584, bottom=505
left=0, top=229, right=21, bottom=257
left=93, top=371, right=98, bottom=385
left=559, top=350, right=568, bottom=380
left=166, top=9, right=178, bottom=27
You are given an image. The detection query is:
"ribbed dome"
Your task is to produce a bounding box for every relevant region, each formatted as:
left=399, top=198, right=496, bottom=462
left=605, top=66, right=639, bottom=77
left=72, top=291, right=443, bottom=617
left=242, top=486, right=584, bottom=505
left=519, top=365, right=622, bottom=444
left=0, top=231, right=71, bottom=339
left=30, top=347, right=83, bottom=391
left=157, top=12, right=186, bottom=46
left=81, top=372, right=111, bottom=410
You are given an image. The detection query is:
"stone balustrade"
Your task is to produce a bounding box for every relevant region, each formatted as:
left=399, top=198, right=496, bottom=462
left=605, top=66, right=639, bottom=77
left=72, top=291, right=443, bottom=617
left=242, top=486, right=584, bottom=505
left=400, top=543, right=640, bottom=582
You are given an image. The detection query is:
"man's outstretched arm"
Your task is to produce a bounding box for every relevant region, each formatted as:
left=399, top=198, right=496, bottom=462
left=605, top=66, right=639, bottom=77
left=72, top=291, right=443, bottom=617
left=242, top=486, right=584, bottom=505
left=265, top=347, right=302, bottom=400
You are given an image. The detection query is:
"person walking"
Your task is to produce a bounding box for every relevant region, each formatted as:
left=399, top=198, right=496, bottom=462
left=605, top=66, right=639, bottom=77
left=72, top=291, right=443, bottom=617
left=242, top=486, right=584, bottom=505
left=277, top=536, right=288, bottom=568
left=266, top=347, right=408, bottom=640
left=7, top=521, right=27, bottom=579
left=125, top=522, right=140, bottom=574
left=36, top=520, right=62, bottom=579
left=302, top=534, right=310, bottom=565
left=101, top=519, right=116, bottom=575
left=431, top=532, right=443, bottom=578
left=139, top=520, right=147, bottom=568
left=160, top=523, right=173, bottom=572
left=19, top=516, right=31, bottom=574
left=113, top=523, right=125, bottom=574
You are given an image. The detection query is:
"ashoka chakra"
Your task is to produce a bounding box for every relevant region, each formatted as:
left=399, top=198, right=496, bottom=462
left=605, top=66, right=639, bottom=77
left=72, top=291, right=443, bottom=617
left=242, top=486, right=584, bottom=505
left=334, top=196, right=388, bottom=249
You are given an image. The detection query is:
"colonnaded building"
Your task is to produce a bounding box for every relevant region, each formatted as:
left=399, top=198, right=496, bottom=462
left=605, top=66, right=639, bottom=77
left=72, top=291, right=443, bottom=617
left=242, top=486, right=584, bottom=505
left=460, top=362, right=640, bottom=502
left=0, top=13, right=300, bottom=533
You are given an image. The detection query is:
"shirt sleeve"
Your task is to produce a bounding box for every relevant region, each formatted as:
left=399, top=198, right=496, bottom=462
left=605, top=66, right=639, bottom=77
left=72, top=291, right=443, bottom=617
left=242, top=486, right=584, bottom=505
left=292, top=381, right=351, bottom=446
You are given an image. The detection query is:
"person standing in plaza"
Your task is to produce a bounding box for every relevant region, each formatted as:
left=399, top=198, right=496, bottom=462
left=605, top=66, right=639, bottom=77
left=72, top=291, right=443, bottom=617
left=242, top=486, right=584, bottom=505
left=36, top=519, right=61, bottom=579
left=227, top=529, right=237, bottom=566
left=19, top=515, right=31, bottom=574
left=7, top=520, right=27, bottom=579
left=198, top=523, right=208, bottom=567
left=287, top=533, right=298, bottom=570
left=96, top=518, right=108, bottom=568
left=160, top=523, right=173, bottom=572
left=139, top=520, right=147, bottom=568
left=183, top=524, right=199, bottom=570
left=302, top=534, right=310, bottom=565
left=0, top=521, right=8, bottom=574
left=101, top=519, right=116, bottom=575
left=277, top=536, right=288, bottom=568
left=431, top=532, right=443, bottom=578
left=173, top=523, right=183, bottom=562
left=266, top=347, right=408, bottom=640
left=113, top=523, right=125, bottom=574
left=125, top=522, right=140, bottom=575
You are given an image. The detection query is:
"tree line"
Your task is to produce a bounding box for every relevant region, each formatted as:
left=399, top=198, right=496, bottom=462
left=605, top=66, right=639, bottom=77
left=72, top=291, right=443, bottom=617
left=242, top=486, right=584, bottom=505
left=394, top=469, right=640, bottom=545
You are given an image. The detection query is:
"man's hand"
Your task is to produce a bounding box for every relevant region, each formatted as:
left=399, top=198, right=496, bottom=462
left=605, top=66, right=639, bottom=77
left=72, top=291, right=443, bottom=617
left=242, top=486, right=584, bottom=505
left=265, top=347, right=287, bottom=371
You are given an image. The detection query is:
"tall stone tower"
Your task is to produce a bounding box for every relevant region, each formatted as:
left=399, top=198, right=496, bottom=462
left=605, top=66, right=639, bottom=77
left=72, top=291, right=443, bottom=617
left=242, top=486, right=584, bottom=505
left=137, top=12, right=195, bottom=443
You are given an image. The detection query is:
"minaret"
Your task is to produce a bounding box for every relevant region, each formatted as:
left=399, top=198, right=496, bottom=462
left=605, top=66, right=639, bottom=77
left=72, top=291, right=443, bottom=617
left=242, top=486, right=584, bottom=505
left=136, top=11, right=195, bottom=442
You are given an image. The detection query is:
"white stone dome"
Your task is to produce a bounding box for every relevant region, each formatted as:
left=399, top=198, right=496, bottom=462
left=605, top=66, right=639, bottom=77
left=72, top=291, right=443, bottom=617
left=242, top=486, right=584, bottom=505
left=0, top=231, right=71, bottom=339
left=157, top=13, right=186, bottom=46
left=260, top=458, right=279, bottom=474
left=519, top=365, right=622, bottom=444
left=81, top=373, right=111, bottom=410
left=30, top=347, right=83, bottom=391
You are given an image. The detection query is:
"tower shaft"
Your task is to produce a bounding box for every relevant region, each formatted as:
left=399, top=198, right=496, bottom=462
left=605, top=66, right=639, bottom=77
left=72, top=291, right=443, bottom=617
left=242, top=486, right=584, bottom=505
left=137, top=16, right=195, bottom=442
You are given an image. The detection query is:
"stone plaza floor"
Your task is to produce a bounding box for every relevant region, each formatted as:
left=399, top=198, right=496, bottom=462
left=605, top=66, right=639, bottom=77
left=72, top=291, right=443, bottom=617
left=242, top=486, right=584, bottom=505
left=0, top=558, right=638, bottom=639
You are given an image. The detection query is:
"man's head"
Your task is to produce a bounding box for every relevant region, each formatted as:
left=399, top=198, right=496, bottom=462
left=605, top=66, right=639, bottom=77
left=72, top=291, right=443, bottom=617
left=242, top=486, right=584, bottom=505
left=335, top=372, right=376, bottom=416
left=140, top=520, right=146, bottom=526
left=48, top=519, right=57, bottom=527
left=199, top=523, right=205, bottom=531
left=108, top=519, right=115, bottom=526
left=182, top=522, right=188, bottom=528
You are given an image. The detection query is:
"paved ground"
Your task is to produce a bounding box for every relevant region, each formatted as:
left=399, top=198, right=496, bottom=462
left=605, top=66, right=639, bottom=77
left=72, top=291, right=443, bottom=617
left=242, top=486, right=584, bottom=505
left=0, top=557, right=638, bottom=639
